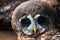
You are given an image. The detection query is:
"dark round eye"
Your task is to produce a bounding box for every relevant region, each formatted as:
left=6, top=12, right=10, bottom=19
left=37, top=16, right=50, bottom=25
left=21, top=18, right=31, bottom=27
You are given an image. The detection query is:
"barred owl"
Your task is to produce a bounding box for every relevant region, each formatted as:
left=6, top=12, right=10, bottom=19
left=11, top=0, right=59, bottom=40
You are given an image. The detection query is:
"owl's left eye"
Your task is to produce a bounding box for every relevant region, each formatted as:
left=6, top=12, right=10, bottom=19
left=37, top=16, right=50, bottom=26
left=21, top=18, right=31, bottom=27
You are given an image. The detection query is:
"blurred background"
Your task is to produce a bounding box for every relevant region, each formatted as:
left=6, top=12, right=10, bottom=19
left=0, top=0, right=28, bottom=40
left=0, top=0, right=60, bottom=40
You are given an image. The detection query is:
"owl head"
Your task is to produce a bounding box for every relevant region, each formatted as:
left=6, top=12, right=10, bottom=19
left=11, top=0, right=56, bottom=40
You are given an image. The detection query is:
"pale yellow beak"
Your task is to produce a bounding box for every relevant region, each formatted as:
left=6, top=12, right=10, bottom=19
left=33, top=26, right=37, bottom=33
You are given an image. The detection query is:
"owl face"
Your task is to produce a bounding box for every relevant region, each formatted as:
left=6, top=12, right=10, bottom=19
left=12, top=0, right=55, bottom=39
left=19, top=14, right=52, bottom=37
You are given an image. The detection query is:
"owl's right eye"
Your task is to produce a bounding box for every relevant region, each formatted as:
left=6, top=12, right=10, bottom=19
left=21, top=18, right=31, bottom=27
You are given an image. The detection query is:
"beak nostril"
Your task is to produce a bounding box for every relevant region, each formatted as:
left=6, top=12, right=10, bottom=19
left=33, top=29, right=38, bottom=34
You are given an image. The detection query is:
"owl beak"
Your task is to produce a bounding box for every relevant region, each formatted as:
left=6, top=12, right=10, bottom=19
left=33, top=25, right=37, bottom=33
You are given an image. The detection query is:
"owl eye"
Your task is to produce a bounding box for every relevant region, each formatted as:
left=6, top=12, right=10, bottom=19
left=21, top=18, right=31, bottom=27
left=37, top=16, right=50, bottom=26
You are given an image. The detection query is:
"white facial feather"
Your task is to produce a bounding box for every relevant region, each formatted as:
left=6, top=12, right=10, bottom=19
left=36, top=22, right=46, bottom=33
left=27, top=15, right=35, bottom=30
left=23, top=29, right=32, bottom=35
left=36, top=22, right=43, bottom=29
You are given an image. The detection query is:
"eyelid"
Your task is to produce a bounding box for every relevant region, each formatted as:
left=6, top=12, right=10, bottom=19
left=19, top=16, right=26, bottom=22
left=34, top=14, right=40, bottom=19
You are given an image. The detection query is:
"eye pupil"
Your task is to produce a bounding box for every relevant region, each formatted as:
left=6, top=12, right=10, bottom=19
left=24, top=19, right=29, bottom=23
left=37, top=16, right=48, bottom=25
left=21, top=18, right=31, bottom=26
